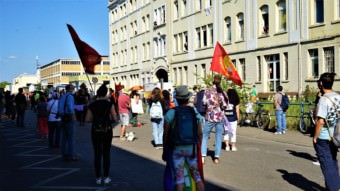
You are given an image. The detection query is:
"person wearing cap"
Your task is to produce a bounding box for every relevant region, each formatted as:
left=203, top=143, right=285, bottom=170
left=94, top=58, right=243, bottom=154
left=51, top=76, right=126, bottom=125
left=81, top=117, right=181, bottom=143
left=118, top=87, right=131, bottom=141
left=47, top=91, right=62, bottom=148
left=201, top=74, right=227, bottom=164
left=163, top=85, right=204, bottom=191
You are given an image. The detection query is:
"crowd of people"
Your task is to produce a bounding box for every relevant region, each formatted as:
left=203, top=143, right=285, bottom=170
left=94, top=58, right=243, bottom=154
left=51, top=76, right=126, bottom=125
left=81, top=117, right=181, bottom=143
left=0, top=71, right=338, bottom=191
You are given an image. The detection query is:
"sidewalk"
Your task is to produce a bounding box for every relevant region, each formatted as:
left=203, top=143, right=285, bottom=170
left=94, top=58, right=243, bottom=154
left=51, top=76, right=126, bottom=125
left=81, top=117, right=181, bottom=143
left=0, top=110, right=319, bottom=191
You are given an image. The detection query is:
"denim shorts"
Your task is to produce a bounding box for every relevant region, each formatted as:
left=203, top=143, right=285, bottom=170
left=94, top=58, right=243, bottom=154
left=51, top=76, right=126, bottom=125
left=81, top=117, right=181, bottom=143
left=119, top=113, right=130, bottom=126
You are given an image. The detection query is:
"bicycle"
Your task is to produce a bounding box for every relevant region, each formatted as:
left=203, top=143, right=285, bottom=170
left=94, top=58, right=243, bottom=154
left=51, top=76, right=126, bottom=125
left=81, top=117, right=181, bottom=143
left=299, top=102, right=315, bottom=134
left=239, top=102, right=271, bottom=129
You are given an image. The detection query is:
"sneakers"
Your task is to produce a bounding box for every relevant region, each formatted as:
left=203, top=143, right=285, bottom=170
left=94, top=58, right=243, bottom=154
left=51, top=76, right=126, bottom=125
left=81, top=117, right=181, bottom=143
left=155, top=144, right=163, bottom=149
left=95, top=177, right=102, bottom=185
left=231, top=147, right=237, bottom=152
left=274, top=132, right=282, bottom=135
left=103, top=177, right=111, bottom=184
left=282, top=131, right=286, bottom=134
left=225, top=146, right=230, bottom=151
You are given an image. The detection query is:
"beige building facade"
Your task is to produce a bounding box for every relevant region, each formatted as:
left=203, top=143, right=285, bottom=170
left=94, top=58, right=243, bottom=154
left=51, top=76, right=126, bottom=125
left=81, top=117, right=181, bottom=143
left=40, top=56, right=111, bottom=89
left=108, top=0, right=340, bottom=93
left=11, top=73, right=39, bottom=94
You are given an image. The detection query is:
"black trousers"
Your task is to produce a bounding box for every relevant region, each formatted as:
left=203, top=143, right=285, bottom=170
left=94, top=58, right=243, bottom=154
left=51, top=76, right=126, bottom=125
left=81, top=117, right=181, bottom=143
left=91, top=129, right=113, bottom=178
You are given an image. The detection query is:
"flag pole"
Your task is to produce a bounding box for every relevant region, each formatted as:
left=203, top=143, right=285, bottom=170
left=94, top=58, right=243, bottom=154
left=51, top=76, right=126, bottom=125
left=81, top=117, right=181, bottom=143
left=84, top=72, right=94, bottom=93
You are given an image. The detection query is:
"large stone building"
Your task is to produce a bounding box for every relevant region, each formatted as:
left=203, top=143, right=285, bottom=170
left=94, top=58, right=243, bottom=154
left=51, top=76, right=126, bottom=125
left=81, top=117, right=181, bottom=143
left=108, top=0, right=340, bottom=93
left=40, top=56, right=111, bottom=90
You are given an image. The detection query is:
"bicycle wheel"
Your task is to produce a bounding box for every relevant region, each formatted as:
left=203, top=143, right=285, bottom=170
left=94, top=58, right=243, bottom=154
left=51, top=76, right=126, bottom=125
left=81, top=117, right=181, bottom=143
left=256, top=111, right=271, bottom=129
left=299, top=115, right=308, bottom=133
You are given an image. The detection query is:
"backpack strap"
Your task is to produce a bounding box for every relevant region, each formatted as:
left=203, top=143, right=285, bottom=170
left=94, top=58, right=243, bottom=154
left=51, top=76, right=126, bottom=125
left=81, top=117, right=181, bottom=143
left=323, top=96, right=339, bottom=141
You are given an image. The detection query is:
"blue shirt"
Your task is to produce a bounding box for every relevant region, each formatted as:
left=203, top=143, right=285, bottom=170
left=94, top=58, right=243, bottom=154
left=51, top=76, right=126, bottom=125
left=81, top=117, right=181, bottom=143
left=58, top=92, right=75, bottom=115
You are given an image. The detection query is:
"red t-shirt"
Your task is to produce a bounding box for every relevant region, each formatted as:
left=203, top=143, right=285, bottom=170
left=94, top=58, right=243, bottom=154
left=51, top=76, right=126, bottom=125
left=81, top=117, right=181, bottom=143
left=118, top=94, right=130, bottom=114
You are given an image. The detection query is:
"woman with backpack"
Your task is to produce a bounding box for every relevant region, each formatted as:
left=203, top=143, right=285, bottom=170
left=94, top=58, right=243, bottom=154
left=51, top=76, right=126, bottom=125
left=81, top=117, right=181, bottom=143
left=148, top=87, right=167, bottom=149
left=223, top=89, right=240, bottom=151
left=85, top=84, right=118, bottom=185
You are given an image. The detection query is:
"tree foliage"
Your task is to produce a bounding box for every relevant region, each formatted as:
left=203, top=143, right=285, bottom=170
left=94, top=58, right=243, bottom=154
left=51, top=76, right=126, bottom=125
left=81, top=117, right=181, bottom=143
left=0, top=81, right=11, bottom=88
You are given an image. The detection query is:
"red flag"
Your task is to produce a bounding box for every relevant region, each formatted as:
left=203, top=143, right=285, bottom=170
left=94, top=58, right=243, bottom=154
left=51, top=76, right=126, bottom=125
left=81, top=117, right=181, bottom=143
left=210, top=42, right=242, bottom=87
left=67, top=24, right=102, bottom=74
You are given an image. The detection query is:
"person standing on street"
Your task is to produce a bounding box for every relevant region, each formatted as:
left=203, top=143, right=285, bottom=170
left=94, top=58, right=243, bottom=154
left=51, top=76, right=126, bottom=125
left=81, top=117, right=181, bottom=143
left=47, top=91, right=62, bottom=148
left=59, top=84, right=80, bottom=161
left=313, top=72, right=340, bottom=191
left=14, top=88, right=27, bottom=127
left=86, top=84, right=118, bottom=185
left=274, top=86, right=287, bottom=135
left=224, top=88, right=240, bottom=151
left=163, top=85, right=204, bottom=191
left=37, top=94, right=48, bottom=139
left=118, top=88, right=131, bottom=141
left=201, top=75, right=227, bottom=164
left=148, top=87, right=167, bottom=149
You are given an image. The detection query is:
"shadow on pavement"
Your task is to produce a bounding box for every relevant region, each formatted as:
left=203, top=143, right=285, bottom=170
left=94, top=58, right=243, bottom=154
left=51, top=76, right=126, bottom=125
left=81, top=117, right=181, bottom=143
left=277, top=169, right=325, bottom=191
left=286, top=149, right=318, bottom=162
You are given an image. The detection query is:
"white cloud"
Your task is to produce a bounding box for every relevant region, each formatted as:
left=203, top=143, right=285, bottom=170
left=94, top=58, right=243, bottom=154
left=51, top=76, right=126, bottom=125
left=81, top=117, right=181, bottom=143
left=8, top=55, right=16, bottom=59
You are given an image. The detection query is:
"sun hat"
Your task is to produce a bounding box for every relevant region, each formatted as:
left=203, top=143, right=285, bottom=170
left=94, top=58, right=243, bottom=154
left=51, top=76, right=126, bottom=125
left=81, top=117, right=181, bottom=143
left=174, top=85, right=192, bottom=100
left=122, top=88, right=130, bottom=95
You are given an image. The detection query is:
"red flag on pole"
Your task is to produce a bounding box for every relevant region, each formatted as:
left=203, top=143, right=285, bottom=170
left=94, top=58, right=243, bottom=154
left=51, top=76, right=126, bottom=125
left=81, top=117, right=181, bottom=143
left=67, top=24, right=102, bottom=74
left=210, top=42, right=242, bottom=87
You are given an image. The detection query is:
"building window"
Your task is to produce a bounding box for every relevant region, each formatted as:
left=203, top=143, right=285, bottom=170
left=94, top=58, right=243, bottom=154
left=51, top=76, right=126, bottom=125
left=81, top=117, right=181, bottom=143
left=196, top=27, right=201, bottom=49
left=309, top=49, right=319, bottom=78
left=184, top=31, right=188, bottom=51
left=182, top=0, right=187, bottom=17
left=284, top=52, right=288, bottom=80
left=240, top=59, right=246, bottom=81
left=237, top=13, right=244, bottom=41
left=266, top=54, right=280, bottom=92
left=173, top=34, right=178, bottom=53
left=154, top=5, right=166, bottom=26
left=208, top=24, right=213, bottom=46
left=201, top=64, right=206, bottom=78
left=202, top=26, right=207, bottom=47
left=257, top=56, right=261, bottom=82
left=174, top=1, right=179, bottom=20
left=277, top=0, right=286, bottom=32
left=324, top=47, right=334, bottom=73
left=315, top=0, right=324, bottom=23
left=224, top=17, right=231, bottom=42
left=196, top=0, right=201, bottom=11
left=337, top=0, right=340, bottom=19
left=260, top=5, right=269, bottom=35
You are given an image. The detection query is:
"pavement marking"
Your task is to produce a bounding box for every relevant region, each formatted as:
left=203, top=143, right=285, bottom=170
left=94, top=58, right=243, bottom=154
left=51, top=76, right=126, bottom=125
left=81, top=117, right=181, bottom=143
left=0, top=121, right=109, bottom=190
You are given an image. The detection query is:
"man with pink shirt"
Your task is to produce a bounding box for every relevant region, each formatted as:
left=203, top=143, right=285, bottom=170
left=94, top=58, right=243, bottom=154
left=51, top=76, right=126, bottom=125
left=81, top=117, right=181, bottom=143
left=118, top=88, right=131, bottom=141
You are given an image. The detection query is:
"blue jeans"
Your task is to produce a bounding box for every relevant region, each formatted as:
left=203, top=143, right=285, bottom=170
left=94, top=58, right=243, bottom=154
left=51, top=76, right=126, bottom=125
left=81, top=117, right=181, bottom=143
left=61, top=120, right=76, bottom=158
left=152, top=118, right=164, bottom=145
left=275, top=110, right=286, bottom=133
left=314, top=139, right=340, bottom=191
left=201, top=121, right=223, bottom=158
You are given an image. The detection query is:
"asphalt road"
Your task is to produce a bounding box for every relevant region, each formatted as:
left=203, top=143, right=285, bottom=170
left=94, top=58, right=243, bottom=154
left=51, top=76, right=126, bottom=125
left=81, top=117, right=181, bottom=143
left=0, top=110, right=338, bottom=191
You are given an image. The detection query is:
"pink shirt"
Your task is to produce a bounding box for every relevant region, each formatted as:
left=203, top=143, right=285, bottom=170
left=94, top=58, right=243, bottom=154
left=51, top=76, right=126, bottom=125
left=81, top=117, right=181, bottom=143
left=203, top=87, right=227, bottom=122
left=118, top=94, right=130, bottom=114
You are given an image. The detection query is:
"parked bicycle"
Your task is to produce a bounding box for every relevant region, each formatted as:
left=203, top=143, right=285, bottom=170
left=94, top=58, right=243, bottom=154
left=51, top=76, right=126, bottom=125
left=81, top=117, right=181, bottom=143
left=299, top=102, right=315, bottom=134
left=239, top=102, right=271, bottom=129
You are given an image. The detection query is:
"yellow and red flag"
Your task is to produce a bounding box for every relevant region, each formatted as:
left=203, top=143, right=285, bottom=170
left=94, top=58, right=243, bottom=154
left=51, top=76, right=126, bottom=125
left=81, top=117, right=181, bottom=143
left=210, top=42, right=242, bottom=87
left=67, top=24, right=102, bottom=74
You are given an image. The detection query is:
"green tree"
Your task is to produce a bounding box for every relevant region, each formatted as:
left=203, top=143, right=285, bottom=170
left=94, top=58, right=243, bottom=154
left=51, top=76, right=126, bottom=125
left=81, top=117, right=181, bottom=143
left=0, top=81, right=11, bottom=88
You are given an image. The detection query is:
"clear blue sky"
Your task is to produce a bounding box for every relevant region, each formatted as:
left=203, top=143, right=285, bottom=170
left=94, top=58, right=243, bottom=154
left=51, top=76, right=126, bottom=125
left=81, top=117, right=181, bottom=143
left=0, top=0, right=109, bottom=82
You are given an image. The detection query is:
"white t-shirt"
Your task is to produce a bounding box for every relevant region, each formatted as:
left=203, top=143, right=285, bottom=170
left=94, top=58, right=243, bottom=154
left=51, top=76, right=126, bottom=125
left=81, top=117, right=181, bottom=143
left=317, top=91, right=340, bottom=140
left=47, top=99, right=61, bottom=122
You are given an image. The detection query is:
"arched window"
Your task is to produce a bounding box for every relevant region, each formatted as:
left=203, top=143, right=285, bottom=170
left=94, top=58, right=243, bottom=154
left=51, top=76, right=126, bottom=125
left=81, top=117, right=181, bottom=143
left=277, top=0, right=286, bottom=31
left=224, top=16, right=231, bottom=42
left=260, top=5, right=269, bottom=35
left=237, top=13, right=244, bottom=41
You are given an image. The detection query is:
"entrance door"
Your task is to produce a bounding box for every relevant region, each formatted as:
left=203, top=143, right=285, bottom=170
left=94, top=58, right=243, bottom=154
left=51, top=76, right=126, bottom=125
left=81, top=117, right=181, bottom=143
left=266, top=54, right=280, bottom=92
